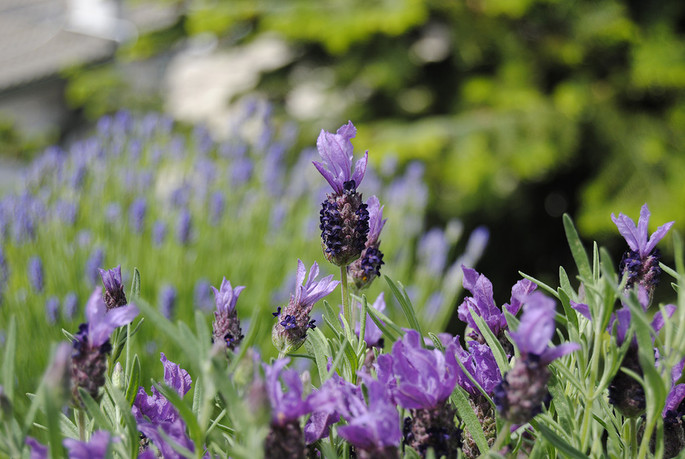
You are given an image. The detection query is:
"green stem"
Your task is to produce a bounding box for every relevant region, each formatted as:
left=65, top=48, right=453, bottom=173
left=77, top=409, right=86, bottom=442
left=629, top=417, right=638, bottom=458
left=341, top=266, right=351, bottom=327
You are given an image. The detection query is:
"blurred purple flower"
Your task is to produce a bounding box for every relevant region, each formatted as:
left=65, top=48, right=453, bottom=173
left=176, top=209, right=192, bottom=245
left=85, top=248, right=105, bottom=287
left=357, top=293, right=386, bottom=348
left=45, top=296, right=60, bottom=324
left=152, top=220, right=167, bottom=246
left=129, top=198, right=147, bottom=234
left=26, top=437, right=48, bottom=459
left=159, top=284, right=177, bottom=320
left=104, top=202, right=121, bottom=224
left=28, top=256, right=44, bottom=293
left=64, top=292, right=78, bottom=320
left=63, top=430, right=118, bottom=459
left=209, top=191, right=225, bottom=225
left=194, top=279, right=213, bottom=311
left=418, top=228, right=448, bottom=276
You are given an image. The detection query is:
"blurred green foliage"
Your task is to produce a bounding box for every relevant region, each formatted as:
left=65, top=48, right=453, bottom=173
left=171, top=0, right=685, bottom=237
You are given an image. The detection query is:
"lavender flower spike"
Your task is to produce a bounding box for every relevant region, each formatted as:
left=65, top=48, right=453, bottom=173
left=316, top=122, right=371, bottom=266
left=494, top=292, right=579, bottom=425
left=349, top=195, right=386, bottom=290
left=272, top=260, right=339, bottom=355
left=211, top=278, right=246, bottom=351
left=98, top=265, right=127, bottom=309
left=71, top=287, right=138, bottom=403
left=313, top=121, right=368, bottom=195
left=612, top=204, right=674, bottom=302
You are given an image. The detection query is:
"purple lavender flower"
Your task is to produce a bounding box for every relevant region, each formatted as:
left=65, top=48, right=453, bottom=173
left=612, top=204, right=674, bottom=303
left=98, top=265, right=127, bottom=310
left=314, top=122, right=370, bottom=267
left=133, top=353, right=195, bottom=458
left=493, top=292, right=579, bottom=425
left=152, top=220, right=167, bottom=246
left=54, top=200, right=78, bottom=225
left=418, top=228, right=449, bottom=277
left=45, top=296, right=60, bottom=324
left=337, top=378, right=402, bottom=459
left=85, top=248, right=105, bottom=286
left=128, top=198, right=147, bottom=234
left=194, top=279, right=214, bottom=311
left=349, top=195, right=386, bottom=290
left=104, top=203, right=121, bottom=224
left=71, top=287, right=138, bottom=403
left=28, top=256, right=44, bottom=293
left=26, top=437, right=48, bottom=459
left=176, top=208, right=192, bottom=245
left=159, top=284, right=177, bottom=320
left=263, top=358, right=311, bottom=458
left=64, top=292, right=78, bottom=320
left=272, top=260, right=339, bottom=355
left=458, top=266, right=537, bottom=354
left=455, top=339, right=501, bottom=457
left=211, top=278, right=245, bottom=351
left=63, top=430, right=119, bottom=459
left=209, top=191, right=225, bottom=225
left=384, top=330, right=461, bottom=457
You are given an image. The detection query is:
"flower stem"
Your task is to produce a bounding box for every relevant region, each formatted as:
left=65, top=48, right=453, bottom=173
left=491, top=421, right=511, bottom=453
left=78, top=409, right=86, bottom=441
left=341, top=266, right=351, bottom=327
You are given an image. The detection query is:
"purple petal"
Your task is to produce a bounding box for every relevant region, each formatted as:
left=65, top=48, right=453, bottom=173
left=644, top=220, right=675, bottom=256
left=161, top=353, right=192, bottom=397
left=506, top=279, right=537, bottom=315
left=63, top=430, right=117, bottom=459
left=26, top=437, right=48, bottom=459
left=570, top=301, right=591, bottom=320
left=665, top=384, right=685, bottom=416
left=540, top=342, right=581, bottom=365
left=366, top=195, right=386, bottom=244
left=350, top=151, right=368, bottom=188
left=611, top=212, right=642, bottom=253
left=510, top=292, right=556, bottom=356
left=88, top=288, right=138, bottom=348
left=312, top=161, right=341, bottom=194
left=652, top=304, right=677, bottom=334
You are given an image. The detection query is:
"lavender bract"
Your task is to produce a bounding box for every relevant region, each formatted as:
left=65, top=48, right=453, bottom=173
left=272, top=260, right=339, bottom=355
left=98, top=265, right=127, bottom=310
left=349, top=195, right=386, bottom=290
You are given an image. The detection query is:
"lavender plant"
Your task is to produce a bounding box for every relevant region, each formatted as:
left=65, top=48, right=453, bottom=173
left=3, top=113, right=685, bottom=459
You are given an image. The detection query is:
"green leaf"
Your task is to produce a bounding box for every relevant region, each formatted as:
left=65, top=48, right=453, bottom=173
left=366, top=301, right=403, bottom=342
left=129, top=267, right=141, bottom=300
left=106, top=379, right=139, bottom=459
left=530, top=419, right=587, bottom=459
left=125, top=355, right=141, bottom=407
left=519, top=272, right=559, bottom=299
left=1, top=316, right=16, bottom=400
left=78, top=388, right=114, bottom=431
left=563, top=214, right=592, bottom=283
left=557, top=288, right=578, bottom=333
left=451, top=386, right=489, bottom=454
left=428, top=332, right=445, bottom=351
left=305, top=328, right=331, bottom=382
left=384, top=275, right=423, bottom=339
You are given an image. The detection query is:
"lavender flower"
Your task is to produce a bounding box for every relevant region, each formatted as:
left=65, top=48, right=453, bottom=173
left=458, top=266, right=536, bottom=354
left=455, top=339, right=501, bottom=457
left=71, top=287, right=138, bottom=403
left=132, top=353, right=195, bottom=458
left=209, top=191, right=225, bottom=225
left=314, top=122, right=370, bottom=266
left=152, top=220, right=167, bottom=246
left=176, top=208, right=192, bottom=245
left=64, top=292, right=78, bottom=320
left=194, top=279, right=213, bottom=311
left=26, top=437, right=48, bottom=459
left=45, top=296, right=60, bottom=324
left=28, top=256, right=44, bottom=293
left=63, top=430, right=119, bottom=459
left=211, top=278, right=245, bottom=351
left=98, top=265, right=127, bottom=310
left=385, top=330, right=461, bottom=457
left=85, top=247, right=105, bottom=286
left=337, top=378, right=402, bottom=459
left=653, top=359, right=685, bottom=458
left=612, top=204, right=674, bottom=303
left=272, top=260, right=339, bottom=355
left=263, top=358, right=311, bottom=458
left=493, top=292, right=579, bottom=424
left=104, top=202, right=121, bottom=224
left=129, top=198, right=147, bottom=234
left=158, top=284, right=177, bottom=320
left=349, top=195, right=386, bottom=290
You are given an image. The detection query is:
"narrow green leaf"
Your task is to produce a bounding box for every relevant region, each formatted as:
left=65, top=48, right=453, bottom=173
left=129, top=267, right=141, bottom=300
left=384, top=276, right=423, bottom=339
left=674, top=230, right=684, bottom=276
left=106, top=379, right=139, bottom=459
left=518, top=272, right=559, bottom=299
left=557, top=288, right=578, bottom=332
left=59, top=412, right=79, bottom=438
left=306, top=328, right=331, bottom=382
left=326, top=336, right=351, bottom=381
left=452, top=386, right=490, bottom=453
left=558, top=267, right=574, bottom=300
left=78, top=388, right=114, bottom=431
left=530, top=419, right=587, bottom=459
left=563, top=214, right=592, bottom=283
left=366, top=302, right=403, bottom=341
left=592, top=242, right=600, bottom=282
left=125, top=354, right=141, bottom=407
left=62, top=328, right=75, bottom=342
left=154, top=381, right=203, bottom=451
left=1, top=316, right=16, bottom=399
left=192, top=376, right=202, bottom=418
left=428, top=332, right=445, bottom=351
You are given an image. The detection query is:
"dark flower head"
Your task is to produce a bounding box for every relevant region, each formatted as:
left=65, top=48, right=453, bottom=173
left=211, top=278, right=245, bottom=351
left=349, top=195, right=386, bottom=289
left=388, top=329, right=459, bottom=410
left=313, top=121, right=368, bottom=195
left=98, top=265, right=127, bottom=310
left=272, top=260, right=339, bottom=355
left=63, top=430, right=118, bottom=459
